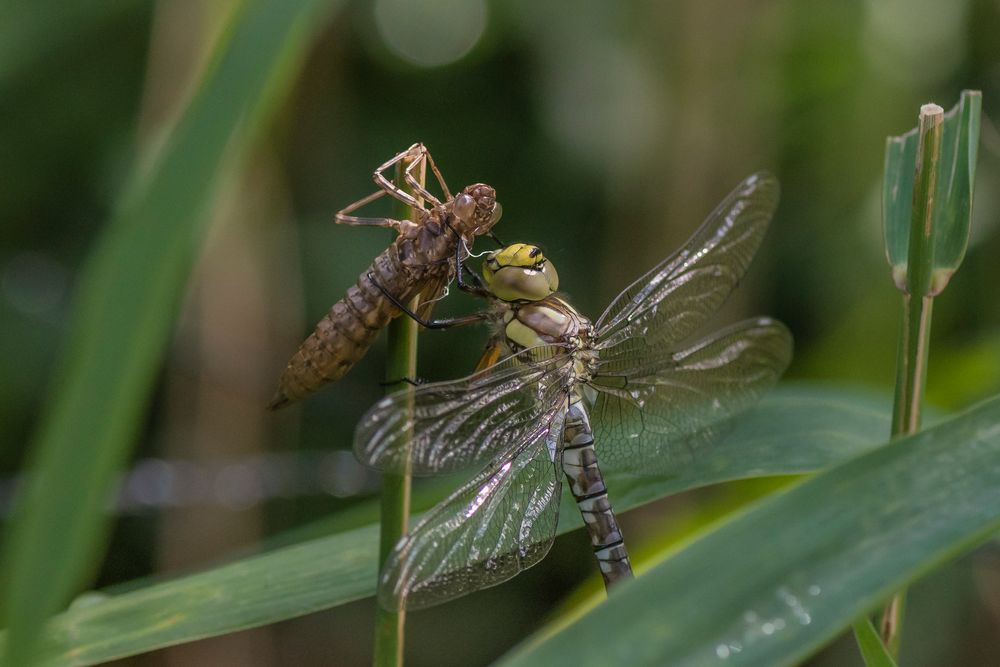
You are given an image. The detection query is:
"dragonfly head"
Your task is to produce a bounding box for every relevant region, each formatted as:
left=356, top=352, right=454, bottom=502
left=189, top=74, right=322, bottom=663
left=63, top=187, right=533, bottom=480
left=451, top=183, right=501, bottom=236
left=482, top=244, right=559, bottom=302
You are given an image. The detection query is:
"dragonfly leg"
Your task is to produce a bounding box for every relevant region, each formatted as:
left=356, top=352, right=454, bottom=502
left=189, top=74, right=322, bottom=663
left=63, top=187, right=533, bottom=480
left=439, top=219, right=491, bottom=299
left=457, top=264, right=490, bottom=298
left=372, top=144, right=442, bottom=209
left=415, top=146, right=452, bottom=202
left=333, top=188, right=418, bottom=232
left=452, top=232, right=492, bottom=299
left=379, top=376, right=426, bottom=388
left=335, top=144, right=447, bottom=228
left=367, top=272, right=486, bottom=330
left=403, top=146, right=449, bottom=207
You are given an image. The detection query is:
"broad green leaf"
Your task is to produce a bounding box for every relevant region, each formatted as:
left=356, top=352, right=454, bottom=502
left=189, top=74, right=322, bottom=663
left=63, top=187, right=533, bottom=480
left=543, top=478, right=796, bottom=636
left=7, top=385, right=889, bottom=666
left=47, top=524, right=379, bottom=667
left=883, top=90, right=981, bottom=294
left=499, top=394, right=1000, bottom=667
left=0, top=0, right=342, bottom=663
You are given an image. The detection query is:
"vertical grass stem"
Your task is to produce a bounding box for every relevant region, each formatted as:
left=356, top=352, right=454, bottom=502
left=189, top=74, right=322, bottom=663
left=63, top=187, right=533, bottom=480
left=372, top=158, right=423, bottom=667
left=879, top=103, right=944, bottom=657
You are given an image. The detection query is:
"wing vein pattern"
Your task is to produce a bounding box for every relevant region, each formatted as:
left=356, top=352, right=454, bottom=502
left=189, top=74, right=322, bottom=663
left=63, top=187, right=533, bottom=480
left=355, top=345, right=573, bottom=476
left=378, top=411, right=566, bottom=611
left=595, top=172, right=780, bottom=355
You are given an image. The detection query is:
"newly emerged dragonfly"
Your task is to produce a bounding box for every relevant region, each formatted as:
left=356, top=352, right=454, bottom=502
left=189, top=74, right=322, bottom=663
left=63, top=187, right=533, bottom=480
left=269, top=143, right=503, bottom=409
left=355, top=173, right=792, bottom=610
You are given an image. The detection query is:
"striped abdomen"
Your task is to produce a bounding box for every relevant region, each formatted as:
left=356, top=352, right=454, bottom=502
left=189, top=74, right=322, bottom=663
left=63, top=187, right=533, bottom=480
left=268, top=247, right=423, bottom=410
left=561, top=398, right=633, bottom=588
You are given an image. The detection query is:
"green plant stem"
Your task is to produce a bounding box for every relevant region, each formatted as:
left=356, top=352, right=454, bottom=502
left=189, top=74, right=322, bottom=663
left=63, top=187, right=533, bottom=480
left=853, top=616, right=900, bottom=667
left=372, top=159, right=422, bottom=667
left=878, top=103, right=944, bottom=658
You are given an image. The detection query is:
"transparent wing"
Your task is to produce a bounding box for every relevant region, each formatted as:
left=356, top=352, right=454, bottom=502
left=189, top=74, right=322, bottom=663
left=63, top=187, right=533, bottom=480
left=590, top=318, right=792, bottom=474
left=378, top=412, right=566, bottom=611
left=594, top=173, right=779, bottom=353
left=355, top=345, right=574, bottom=475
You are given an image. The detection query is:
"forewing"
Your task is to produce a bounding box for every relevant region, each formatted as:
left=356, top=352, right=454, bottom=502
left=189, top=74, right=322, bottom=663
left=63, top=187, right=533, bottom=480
left=591, top=318, right=792, bottom=474
left=378, top=413, right=565, bottom=611
left=355, top=345, right=573, bottom=475
left=595, top=173, right=779, bottom=353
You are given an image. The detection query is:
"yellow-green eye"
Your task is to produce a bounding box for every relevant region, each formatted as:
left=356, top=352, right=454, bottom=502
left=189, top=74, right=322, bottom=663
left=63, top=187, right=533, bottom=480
left=482, top=244, right=559, bottom=302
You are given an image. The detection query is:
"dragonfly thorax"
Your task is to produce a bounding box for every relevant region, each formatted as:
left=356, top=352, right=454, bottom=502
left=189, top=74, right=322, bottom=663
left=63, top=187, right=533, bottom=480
left=497, top=296, right=593, bottom=359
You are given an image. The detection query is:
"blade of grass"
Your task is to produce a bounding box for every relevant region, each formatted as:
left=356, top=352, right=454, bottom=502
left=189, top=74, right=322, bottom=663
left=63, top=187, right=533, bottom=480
left=542, top=478, right=796, bottom=637
left=499, top=393, right=1000, bottom=667
left=374, top=156, right=424, bottom=666
left=0, top=386, right=889, bottom=666
left=854, top=617, right=898, bottom=667
left=0, top=0, right=342, bottom=663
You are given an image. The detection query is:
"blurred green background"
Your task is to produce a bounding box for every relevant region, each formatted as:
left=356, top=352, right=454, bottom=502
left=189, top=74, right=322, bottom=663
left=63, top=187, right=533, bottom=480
left=2, top=0, right=1000, bottom=665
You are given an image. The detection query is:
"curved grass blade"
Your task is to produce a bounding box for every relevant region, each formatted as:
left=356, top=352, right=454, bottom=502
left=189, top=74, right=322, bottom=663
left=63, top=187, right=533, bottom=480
left=853, top=617, right=898, bottom=667
left=2, top=385, right=889, bottom=666
left=0, top=0, right=343, bottom=663
left=499, top=394, right=1000, bottom=667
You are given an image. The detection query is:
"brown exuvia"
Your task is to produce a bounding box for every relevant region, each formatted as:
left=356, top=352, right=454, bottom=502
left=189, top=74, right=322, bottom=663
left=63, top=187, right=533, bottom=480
left=268, top=145, right=501, bottom=409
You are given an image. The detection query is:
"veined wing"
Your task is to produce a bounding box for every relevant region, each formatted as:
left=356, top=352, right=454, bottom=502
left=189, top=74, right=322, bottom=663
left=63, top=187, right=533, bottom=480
left=590, top=318, right=792, bottom=474
left=378, top=413, right=565, bottom=611
left=355, top=345, right=573, bottom=475
left=594, top=173, right=779, bottom=354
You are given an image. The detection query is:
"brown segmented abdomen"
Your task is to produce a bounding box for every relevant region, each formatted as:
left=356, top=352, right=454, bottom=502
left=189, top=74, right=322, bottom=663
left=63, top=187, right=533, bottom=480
left=268, top=246, right=425, bottom=410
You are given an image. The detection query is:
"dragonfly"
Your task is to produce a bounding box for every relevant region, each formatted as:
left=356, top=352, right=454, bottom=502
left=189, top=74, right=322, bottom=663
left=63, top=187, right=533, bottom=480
left=268, top=143, right=503, bottom=409
left=354, top=172, right=793, bottom=611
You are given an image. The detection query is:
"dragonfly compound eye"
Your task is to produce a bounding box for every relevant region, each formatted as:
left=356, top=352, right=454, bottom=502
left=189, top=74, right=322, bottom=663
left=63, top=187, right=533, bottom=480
left=481, top=244, right=559, bottom=301
left=453, top=193, right=476, bottom=222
